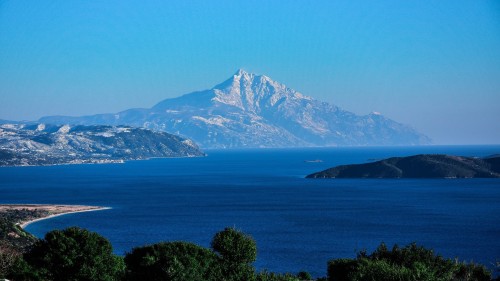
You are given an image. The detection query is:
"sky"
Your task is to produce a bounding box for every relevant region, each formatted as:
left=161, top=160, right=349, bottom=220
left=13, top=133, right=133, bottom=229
left=1, top=0, right=499, bottom=145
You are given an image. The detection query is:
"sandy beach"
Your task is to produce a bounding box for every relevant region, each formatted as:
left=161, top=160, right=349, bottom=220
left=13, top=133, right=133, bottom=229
left=0, top=204, right=111, bottom=229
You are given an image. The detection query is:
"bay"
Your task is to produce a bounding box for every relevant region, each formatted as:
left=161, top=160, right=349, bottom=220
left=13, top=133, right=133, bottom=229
left=1, top=145, right=499, bottom=277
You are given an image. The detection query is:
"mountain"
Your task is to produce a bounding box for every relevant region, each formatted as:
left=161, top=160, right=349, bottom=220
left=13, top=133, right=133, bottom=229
left=0, top=124, right=204, bottom=166
left=306, top=154, right=500, bottom=179
left=39, top=69, right=431, bottom=148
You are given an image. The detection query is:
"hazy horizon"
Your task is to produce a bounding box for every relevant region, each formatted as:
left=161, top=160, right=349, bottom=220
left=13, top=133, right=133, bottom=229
left=1, top=1, right=499, bottom=145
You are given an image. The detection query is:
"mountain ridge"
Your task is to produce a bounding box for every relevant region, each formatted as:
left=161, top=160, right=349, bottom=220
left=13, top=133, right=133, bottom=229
left=39, top=70, right=431, bottom=148
left=0, top=124, right=204, bottom=166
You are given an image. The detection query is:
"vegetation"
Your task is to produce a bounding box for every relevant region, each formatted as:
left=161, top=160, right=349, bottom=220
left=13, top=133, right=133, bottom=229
left=297, top=271, right=313, bottom=280
left=307, top=154, right=500, bottom=179
left=0, top=241, right=21, bottom=278
left=211, top=227, right=257, bottom=281
left=327, top=243, right=492, bottom=281
left=0, top=209, right=45, bottom=251
left=123, top=227, right=258, bottom=281
left=255, top=270, right=301, bottom=281
left=124, top=241, right=220, bottom=281
left=0, top=222, right=496, bottom=281
left=0, top=209, right=44, bottom=279
left=10, top=227, right=125, bottom=281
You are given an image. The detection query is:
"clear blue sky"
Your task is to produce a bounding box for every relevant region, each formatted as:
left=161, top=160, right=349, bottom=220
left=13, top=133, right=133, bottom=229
left=1, top=0, right=499, bottom=144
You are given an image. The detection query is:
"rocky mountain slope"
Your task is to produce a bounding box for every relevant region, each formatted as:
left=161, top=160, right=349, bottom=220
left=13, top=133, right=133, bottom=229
left=40, top=70, right=431, bottom=148
left=0, top=124, right=204, bottom=166
left=306, top=154, right=500, bottom=179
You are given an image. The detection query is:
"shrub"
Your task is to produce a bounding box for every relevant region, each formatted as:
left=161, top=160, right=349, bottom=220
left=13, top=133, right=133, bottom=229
left=0, top=242, right=21, bottom=278
left=327, top=259, right=358, bottom=281
left=256, top=270, right=300, bottom=281
left=124, top=241, right=220, bottom=281
left=297, top=271, right=312, bottom=280
left=327, top=243, right=492, bottom=281
left=20, top=227, right=124, bottom=281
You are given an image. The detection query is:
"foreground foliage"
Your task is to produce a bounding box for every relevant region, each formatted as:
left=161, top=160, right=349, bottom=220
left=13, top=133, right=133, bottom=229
left=10, top=227, right=125, bottom=281
left=211, top=227, right=257, bottom=281
left=124, top=227, right=258, bottom=281
left=0, top=241, right=21, bottom=278
left=124, top=241, right=219, bottom=281
left=328, top=243, right=492, bottom=281
left=1, top=225, right=496, bottom=281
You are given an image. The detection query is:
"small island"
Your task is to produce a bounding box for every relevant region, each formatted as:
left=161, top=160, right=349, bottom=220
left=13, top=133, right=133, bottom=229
left=306, top=154, right=500, bottom=179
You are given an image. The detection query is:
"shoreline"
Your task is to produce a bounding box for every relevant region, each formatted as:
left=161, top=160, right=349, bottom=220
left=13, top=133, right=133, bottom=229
left=20, top=207, right=112, bottom=229
left=0, top=204, right=111, bottom=229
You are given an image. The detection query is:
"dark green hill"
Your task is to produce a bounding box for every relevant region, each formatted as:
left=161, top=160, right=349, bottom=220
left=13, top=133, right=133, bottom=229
left=306, top=154, right=500, bottom=179
left=0, top=209, right=41, bottom=251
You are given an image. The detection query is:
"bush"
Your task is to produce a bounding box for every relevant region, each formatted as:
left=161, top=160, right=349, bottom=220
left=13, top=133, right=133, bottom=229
left=19, top=227, right=124, bottom=281
left=8, top=257, right=42, bottom=281
left=297, top=271, right=312, bottom=280
left=256, top=270, right=300, bottom=281
left=327, top=243, right=492, bottom=281
left=124, top=241, right=220, bottom=281
left=0, top=242, right=21, bottom=278
left=327, top=258, right=359, bottom=281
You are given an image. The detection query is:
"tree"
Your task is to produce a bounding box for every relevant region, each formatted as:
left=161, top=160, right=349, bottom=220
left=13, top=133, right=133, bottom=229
left=124, top=241, right=220, bottom=281
left=256, top=270, right=300, bottom=281
left=327, top=242, right=492, bottom=281
left=0, top=241, right=20, bottom=278
left=297, top=271, right=312, bottom=280
left=22, top=227, right=124, bottom=281
left=7, top=257, right=42, bottom=281
left=211, top=227, right=257, bottom=264
left=327, top=259, right=358, bottom=281
left=211, top=227, right=257, bottom=281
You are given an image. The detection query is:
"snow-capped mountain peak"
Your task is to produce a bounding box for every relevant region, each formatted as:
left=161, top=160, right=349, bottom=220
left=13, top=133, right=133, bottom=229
left=233, top=68, right=254, bottom=79
left=211, top=69, right=311, bottom=113
left=39, top=70, right=431, bottom=148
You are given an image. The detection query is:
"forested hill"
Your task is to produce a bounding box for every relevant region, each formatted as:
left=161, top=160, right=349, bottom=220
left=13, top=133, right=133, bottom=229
left=307, top=154, right=500, bottom=179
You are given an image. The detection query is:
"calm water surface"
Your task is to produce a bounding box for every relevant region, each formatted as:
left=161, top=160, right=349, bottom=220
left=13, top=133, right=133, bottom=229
left=1, top=146, right=499, bottom=277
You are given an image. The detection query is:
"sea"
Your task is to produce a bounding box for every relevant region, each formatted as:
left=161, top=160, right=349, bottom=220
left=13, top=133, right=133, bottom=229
left=1, top=145, right=499, bottom=278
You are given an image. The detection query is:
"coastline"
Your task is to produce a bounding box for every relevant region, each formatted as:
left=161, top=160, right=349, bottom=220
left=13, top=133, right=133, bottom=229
left=20, top=207, right=111, bottom=229
left=0, top=204, right=111, bottom=229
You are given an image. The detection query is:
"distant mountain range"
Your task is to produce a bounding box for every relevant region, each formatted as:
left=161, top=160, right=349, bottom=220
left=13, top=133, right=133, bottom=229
left=306, top=154, right=500, bottom=179
left=0, top=124, right=204, bottom=166
left=39, top=69, right=431, bottom=148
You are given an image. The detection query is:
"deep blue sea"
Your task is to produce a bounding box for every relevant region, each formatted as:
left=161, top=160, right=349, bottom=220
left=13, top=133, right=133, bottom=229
left=1, top=146, right=499, bottom=277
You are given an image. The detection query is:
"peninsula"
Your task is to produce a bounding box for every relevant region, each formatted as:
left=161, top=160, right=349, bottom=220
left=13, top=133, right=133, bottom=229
left=0, top=124, right=204, bottom=166
left=0, top=204, right=109, bottom=250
